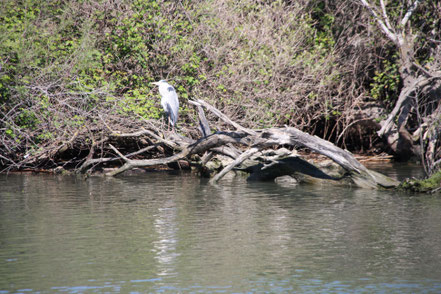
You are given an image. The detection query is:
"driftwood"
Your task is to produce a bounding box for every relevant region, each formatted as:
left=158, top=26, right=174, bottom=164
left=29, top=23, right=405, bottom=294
left=101, top=99, right=398, bottom=189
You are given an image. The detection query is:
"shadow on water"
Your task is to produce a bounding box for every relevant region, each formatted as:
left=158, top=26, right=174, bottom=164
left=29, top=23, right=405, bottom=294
left=0, top=165, right=440, bottom=293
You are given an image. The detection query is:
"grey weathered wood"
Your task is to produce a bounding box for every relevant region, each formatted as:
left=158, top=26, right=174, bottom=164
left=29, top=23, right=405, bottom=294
left=209, top=147, right=260, bottom=184
left=106, top=132, right=249, bottom=176
left=194, top=99, right=257, bottom=136
left=106, top=99, right=399, bottom=189
left=259, top=127, right=369, bottom=174
left=245, top=156, right=344, bottom=182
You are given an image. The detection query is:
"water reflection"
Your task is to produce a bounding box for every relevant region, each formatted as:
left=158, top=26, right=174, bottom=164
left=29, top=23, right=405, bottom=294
left=0, top=170, right=441, bottom=293
left=153, top=202, right=179, bottom=277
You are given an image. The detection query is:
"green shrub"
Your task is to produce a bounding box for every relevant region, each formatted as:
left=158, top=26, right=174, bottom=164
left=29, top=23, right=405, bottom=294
left=370, top=55, right=401, bottom=103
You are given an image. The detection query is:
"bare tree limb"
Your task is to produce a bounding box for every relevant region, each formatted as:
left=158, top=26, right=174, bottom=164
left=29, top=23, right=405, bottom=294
left=109, top=144, right=130, bottom=162
left=412, top=61, right=441, bottom=79
left=401, top=0, right=422, bottom=27
left=377, top=76, right=432, bottom=137
left=188, top=100, right=212, bottom=137
left=194, top=99, right=257, bottom=136
left=79, top=144, right=157, bottom=172
left=209, top=147, right=260, bottom=184
left=261, top=127, right=371, bottom=175
left=380, top=0, right=393, bottom=31
left=106, top=146, right=190, bottom=177
left=337, top=118, right=373, bottom=144
left=110, top=128, right=183, bottom=150
left=0, top=154, right=17, bottom=165
left=359, top=0, right=401, bottom=45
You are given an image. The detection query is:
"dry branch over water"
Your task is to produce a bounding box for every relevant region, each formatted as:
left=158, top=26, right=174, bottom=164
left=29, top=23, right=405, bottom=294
left=101, top=100, right=398, bottom=189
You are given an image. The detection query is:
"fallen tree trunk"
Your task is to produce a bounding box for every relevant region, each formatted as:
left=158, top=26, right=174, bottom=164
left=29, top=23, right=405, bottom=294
left=101, top=99, right=398, bottom=189
left=242, top=149, right=345, bottom=182
left=254, top=128, right=397, bottom=188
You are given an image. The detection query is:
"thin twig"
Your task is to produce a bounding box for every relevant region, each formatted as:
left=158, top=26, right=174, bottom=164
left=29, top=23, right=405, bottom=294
left=337, top=118, right=372, bottom=144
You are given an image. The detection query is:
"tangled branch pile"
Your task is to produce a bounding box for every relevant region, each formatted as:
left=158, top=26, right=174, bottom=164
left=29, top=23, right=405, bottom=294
left=80, top=99, right=400, bottom=190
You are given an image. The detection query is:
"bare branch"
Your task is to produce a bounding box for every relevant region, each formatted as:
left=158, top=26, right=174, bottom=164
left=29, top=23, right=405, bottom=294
left=401, top=0, right=422, bottom=27
left=412, top=62, right=441, bottom=79
left=109, top=144, right=130, bottom=162
left=106, top=132, right=249, bottom=177
left=337, top=118, right=373, bottom=144
left=209, top=147, right=260, bottom=184
left=380, top=0, right=393, bottom=31
left=110, top=128, right=182, bottom=150
left=194, top=99, right=257, bottom=136
left=79, top=144, right=157, bottom=172
left=378, top=76, right=435, bottom=137
left=359, top=0, right=401, bottom=45
left=0, top=154, right=19, bottom=173
left=189, top=100, right=212, bottom=137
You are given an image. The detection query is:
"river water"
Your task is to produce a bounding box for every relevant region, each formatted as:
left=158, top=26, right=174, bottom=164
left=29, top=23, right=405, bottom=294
left=1, top=164, right=441, bottom=293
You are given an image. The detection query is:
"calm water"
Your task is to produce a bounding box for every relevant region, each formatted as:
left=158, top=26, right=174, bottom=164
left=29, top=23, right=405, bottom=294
left=1, top=164, right=441, bottom=293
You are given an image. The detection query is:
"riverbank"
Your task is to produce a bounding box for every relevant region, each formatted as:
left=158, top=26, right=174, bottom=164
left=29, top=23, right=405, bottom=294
left=1, top=0, right=439, bottom=191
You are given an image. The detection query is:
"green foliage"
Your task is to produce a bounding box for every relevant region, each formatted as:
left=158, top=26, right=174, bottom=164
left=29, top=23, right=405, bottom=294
left=370, top=56, right=401, bottom=102
left=121, top=88, right=161, bottom=120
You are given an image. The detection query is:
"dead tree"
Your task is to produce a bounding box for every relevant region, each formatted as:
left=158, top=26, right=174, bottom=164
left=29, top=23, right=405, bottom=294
left=358, top=0, right=441, bottom=172
left=105, top=99, right=398, bottom=189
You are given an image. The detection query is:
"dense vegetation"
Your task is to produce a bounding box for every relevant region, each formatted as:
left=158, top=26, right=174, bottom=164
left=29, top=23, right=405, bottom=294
left=0, top=0, right=440, bottom=179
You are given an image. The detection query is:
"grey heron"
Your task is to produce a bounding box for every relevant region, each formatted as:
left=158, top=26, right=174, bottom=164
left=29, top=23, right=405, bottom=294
left=152, top=80, right=179, bottom=131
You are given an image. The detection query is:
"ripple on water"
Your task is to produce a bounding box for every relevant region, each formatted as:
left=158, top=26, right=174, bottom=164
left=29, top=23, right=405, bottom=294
left=0, top=171, right=441, bottom=293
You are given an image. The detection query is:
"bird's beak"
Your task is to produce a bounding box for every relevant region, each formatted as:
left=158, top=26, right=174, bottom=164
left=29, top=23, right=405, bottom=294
left=151, top=82, right=160, bottom=86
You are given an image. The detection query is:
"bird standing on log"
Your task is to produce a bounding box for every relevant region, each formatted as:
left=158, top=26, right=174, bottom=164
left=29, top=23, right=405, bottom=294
left=152, top=80, right=179, bottom=131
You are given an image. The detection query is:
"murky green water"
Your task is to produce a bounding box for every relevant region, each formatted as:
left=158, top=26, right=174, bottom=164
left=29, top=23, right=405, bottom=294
left=1, top=164, right=441, bottom=293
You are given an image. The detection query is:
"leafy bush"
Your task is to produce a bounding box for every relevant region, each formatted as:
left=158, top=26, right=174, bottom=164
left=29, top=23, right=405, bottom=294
left=370, top=55, right=401, bottom=104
